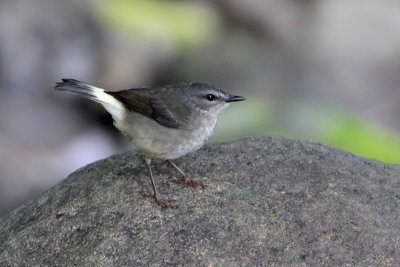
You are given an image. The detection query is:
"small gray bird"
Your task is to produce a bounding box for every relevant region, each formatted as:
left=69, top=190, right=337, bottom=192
left=55, top=79, right=245, bottom=208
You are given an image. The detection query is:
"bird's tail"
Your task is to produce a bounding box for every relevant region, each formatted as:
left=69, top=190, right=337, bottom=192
left=55, top=79, right=125, bottom=119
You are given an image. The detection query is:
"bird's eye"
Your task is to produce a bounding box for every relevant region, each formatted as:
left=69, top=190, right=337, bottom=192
left=206, top=94, right=215, bottom=101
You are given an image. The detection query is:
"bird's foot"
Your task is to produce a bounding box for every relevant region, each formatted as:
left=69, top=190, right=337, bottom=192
left=144, top=194, right=175, bottom=209
left=172, top=177, right=206, bottom=188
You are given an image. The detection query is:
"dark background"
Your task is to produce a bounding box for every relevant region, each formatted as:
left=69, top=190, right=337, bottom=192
left=1, top=0, right=400, bottom=217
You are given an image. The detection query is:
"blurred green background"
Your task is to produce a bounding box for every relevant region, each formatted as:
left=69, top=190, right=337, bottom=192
left=1, top=0, right=400, bottom=216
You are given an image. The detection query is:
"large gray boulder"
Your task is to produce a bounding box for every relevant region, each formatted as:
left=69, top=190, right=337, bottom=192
left=1, top=136, right=399, bottom=265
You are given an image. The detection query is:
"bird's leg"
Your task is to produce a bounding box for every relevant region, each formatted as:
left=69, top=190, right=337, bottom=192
left=144, top=158, right=174, bottom=208
left=166, top=160, right=206, bottom=188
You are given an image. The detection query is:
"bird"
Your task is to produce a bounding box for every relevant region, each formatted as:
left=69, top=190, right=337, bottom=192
left=55, top=79, right=245, bottom=208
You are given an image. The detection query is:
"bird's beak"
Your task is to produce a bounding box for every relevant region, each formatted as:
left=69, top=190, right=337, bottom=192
left=225, top=95, right=246, bottom=102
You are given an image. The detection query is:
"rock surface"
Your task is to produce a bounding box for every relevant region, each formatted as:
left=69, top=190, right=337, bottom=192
left=1, top=136, right=399, bottom=265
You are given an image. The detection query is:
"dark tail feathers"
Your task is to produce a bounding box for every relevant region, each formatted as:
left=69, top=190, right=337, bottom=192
left=55, top=78, right=99, bottom=101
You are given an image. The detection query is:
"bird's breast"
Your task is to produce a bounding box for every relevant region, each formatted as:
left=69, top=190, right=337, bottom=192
left=115, top=111, right=219, bottom=160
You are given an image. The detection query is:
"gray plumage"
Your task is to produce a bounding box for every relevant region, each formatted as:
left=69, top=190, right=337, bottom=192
left=55, top=78, right=245, bottom=208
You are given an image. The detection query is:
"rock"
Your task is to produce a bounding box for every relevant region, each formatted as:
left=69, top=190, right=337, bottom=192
left=1, top=136, right=399, bottom=265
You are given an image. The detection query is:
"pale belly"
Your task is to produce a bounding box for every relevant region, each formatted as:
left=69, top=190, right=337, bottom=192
left=114, top=111, right=217, bottom=160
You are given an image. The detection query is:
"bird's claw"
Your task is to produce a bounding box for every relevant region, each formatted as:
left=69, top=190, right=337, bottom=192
left=143, top=194, right=176, bottom=209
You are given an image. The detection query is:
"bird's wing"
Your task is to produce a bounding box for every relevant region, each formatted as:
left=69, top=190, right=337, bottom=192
left=106, top=88, right=190, bottom=129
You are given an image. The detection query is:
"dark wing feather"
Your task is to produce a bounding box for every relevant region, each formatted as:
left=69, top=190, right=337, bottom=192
left=106, top=88, right=188, bottom=129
